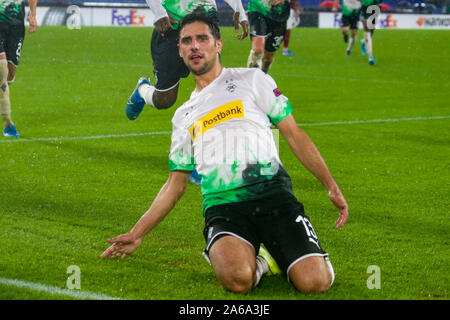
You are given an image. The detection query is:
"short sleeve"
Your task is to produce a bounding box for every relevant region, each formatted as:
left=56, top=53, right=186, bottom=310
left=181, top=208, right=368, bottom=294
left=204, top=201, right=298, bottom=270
left=168, top=121, right=195, bottom=172
left=252, top=70, right=293, bottom=125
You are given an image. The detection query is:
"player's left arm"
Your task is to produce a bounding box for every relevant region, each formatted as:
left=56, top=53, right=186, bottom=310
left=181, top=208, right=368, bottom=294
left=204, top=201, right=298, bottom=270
left=100, top=170, right=191, bottom=259
left=276, top=114, right=349, bottom=228
left=27, top=0, right=38, bottom=34
left=222, top=0, right=248, bottom=40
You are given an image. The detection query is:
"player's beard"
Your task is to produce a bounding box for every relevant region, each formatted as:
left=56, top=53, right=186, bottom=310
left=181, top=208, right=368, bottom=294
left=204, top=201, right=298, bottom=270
left=188, top=53, right=219, bottom=76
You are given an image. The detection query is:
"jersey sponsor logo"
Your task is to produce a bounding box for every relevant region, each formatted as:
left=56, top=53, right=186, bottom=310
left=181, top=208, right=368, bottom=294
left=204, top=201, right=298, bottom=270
left=190, top=100, right=244, bottom=142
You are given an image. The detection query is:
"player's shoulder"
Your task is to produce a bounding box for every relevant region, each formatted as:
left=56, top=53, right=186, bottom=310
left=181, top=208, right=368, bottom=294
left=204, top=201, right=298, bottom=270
left=172, top=100, right=193, bottom=126
left=225, top=67, right=268, bottom=83
left=226, top=67, right=264, bottom=77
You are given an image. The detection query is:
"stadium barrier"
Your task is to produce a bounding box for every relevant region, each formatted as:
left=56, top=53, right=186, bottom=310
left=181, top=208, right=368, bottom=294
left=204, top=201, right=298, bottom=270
left=319, top=12, right=450, bottom=29
left=25, top=5, right=449, bottom=29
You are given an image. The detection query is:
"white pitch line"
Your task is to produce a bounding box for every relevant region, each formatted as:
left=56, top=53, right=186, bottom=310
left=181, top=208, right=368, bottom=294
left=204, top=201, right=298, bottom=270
left=0, top=116, right=448, bottom=144
left=0, top=277, right=123, bottom=300
left=0, top=130, right=171, bottom=143
left=298, top=115, right=450, bottom=127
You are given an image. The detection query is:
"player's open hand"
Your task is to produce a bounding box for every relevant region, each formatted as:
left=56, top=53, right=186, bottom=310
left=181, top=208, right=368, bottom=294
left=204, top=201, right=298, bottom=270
left=28, top=14, right=38, bottom=34
left=100, top=232, right=142, bottom=259
left=328, top=189, right=349, bottom=228
left=154, top=16, right=172, bottom=37
left=233, top=12, right=248, bottom=40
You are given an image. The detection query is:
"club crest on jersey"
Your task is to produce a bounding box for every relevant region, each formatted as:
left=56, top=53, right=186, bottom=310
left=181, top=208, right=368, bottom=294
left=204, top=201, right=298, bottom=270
left=273, top=88, right=281, bottom=97
left=225, top=79, right=237, bottom=93
left=190, top=100, right=245, bottom=142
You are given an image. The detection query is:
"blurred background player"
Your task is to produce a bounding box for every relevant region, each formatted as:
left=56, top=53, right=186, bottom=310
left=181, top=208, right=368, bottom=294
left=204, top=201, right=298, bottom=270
left=333, top=0, right=361, bottom=56
left=0, top=0, right=38, bottom=138
left=126, top=0, right=248, bottom=185
left=359, top=0, right=381, bottom=65
left=282, top=0, right=301, bottom=56
left=246, top=0, right=291, bottom=73
left=127, top=0, right=248, bottom=119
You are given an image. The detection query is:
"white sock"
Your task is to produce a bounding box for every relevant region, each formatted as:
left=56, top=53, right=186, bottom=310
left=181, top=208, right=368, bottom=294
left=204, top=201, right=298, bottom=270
left=138, top=84, right=156, bottom=107
left=254, top=256, right=269, bottom=287
left=364, top=31, right=373, bottom=58
left=247, top=49, right=263, bottom=68
left=347, top=37, right=355, bottom=52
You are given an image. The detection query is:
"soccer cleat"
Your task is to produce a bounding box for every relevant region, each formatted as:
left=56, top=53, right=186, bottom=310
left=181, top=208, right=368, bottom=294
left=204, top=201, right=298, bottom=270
left=282, top=50, right=294, bottom=56
left=257, top=244, right=281, bottom=275
left=3, top=125, right=20, bottom=138
left=369, top=56, right=375, bottom=65
left=346, top=49, right=351, bottom=56
left=189, top=169, right=202, bottom=186
left=360, top=39, right=367, bottom=56
left=126, top=77, right=151, bottom=120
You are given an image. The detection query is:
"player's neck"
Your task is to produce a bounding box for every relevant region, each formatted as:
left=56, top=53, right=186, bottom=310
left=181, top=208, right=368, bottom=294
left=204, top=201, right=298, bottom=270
left=194, top=63, right=223, bottom=92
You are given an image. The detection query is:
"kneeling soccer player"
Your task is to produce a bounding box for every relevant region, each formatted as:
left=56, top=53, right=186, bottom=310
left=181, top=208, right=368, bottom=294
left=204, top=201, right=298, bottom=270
left=101, top=9, right=349, bottom=294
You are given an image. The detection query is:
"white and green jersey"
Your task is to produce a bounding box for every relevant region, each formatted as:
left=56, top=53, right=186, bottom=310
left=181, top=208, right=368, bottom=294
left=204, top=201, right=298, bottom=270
left=342, top=0, right=361, bottom=16
left=247, top=0, right=291, bottom=22
left=169, top=68, right=295, bottom=213
left=146, top=0, right=246, bottom=29
left=0, top=0, right=25, bottom=26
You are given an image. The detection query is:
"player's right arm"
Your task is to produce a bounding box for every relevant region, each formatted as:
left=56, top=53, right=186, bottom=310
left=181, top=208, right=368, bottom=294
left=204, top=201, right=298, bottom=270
left=145, top=0, right=172, bottom=36
left=100, top=170, right=190, bottom=259
left=222, top=0, right=249, bottom=40
left=28, top=0, right=38, bottom=33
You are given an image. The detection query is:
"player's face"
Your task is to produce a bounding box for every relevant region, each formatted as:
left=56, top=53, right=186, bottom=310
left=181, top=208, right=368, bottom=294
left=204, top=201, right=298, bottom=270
left=179, top=21, right=222, bottom=76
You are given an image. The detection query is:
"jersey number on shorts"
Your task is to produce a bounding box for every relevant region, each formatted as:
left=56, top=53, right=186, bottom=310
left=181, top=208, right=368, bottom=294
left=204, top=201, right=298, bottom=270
left=296, top=215, right=321, bottom=249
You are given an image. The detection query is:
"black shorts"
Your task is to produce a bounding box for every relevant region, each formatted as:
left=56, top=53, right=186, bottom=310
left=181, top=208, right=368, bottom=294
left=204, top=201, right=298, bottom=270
left=203, top=191, right=328, bottom=275
left=360, top=5, right=380, bottom=21
left=342, top=12, right=360, bottom=30
left=0, top=24, right=25, bottom=66
left=248, top=12, right=287, bottom=53
left=150, top=28, right=189, bottom=91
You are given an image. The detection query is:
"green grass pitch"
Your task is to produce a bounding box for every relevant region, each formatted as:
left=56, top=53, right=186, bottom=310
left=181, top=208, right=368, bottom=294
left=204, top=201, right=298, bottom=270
left=0, top=26, right=448, bottom=300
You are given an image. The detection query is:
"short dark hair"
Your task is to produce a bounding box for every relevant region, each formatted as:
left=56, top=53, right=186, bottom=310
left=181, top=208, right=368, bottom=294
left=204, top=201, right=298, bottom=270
left=178, top=7, right=221, bottom=40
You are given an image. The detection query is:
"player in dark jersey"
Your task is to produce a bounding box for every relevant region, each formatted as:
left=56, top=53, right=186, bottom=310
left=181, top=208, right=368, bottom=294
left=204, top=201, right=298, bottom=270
left=0, top=0, right=38, bottom=138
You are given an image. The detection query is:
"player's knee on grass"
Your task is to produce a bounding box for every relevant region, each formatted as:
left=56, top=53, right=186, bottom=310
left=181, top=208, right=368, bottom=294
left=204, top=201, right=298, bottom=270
left=288, top=256, right=333, bottom=294
left=208, top=236, right=256, bottom=294
left=218, top=263, right=255, bottom=294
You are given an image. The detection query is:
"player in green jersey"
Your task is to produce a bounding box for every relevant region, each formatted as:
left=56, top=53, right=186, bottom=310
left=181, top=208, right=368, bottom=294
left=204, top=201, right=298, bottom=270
left=246, top=0, right=291, bottom=74
left=333, top=0, right=361, bottom=56
left=0, top=0, right=38, bottom=137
